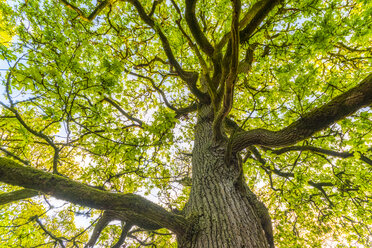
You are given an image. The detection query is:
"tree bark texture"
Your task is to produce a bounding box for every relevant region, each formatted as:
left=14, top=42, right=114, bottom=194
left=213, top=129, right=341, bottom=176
left=178, top=106, right=271, bottom=248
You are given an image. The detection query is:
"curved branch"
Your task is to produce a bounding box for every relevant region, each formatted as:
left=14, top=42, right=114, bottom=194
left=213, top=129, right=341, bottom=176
left=85, top=213, right=111, bottom=248
left=175, top=103, right=198, bottom=119
left=213, top=0, right=241, bottom=140
left=0, top=188, right=39, bottom=205
left=125, top=70, right=198, bottom=117
left=232, top=73, right=372, bottom=151
left=185, top=0, right=215, bottom=57
left=250, top=146, right=335, bottom=203
left=35, top=217, right=66, bottom=247
left=268, top=146, right=372, bottom=166
left=111, top=222, right=133, bottom=248
left=0, top=157, right=187, bottom=235
left=60, top=0, right=109, bottom=22
left=216, top=0, right=279, bottom=51
left=0, top=103, right=60, bottom=173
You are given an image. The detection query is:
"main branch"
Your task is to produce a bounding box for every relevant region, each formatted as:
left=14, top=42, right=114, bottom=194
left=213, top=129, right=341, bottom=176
left=231, top=73, right=372, bottom=151
left=0, top=157, right=187, bottom=235
left=213, top=0, right=241, bottom=140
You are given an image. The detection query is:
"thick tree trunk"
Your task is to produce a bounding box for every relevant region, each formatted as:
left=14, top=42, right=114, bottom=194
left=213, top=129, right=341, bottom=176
left=178, top=106, right=271, bottom=248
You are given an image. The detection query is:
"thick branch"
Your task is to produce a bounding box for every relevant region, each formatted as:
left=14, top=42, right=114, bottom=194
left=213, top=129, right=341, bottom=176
left=175, top=103, right=198, bottom=118
left=270, top=145, right=352, bottom=157
left=111, top=222, right=133, bottom=248
left=213, top=0, right=241, bottom=139
left=216, top=0, right=278, bottom=50
left=0, top=157, right=187, bottom=235
left=86, top=213, right=111, bottom=248
left=239, top=0, right=281, bottom=43
left=185, top=0, right=215, bottom=57
left=0, top=189, right=39, bottom=205
left=232, top=73, right=372, bottom=151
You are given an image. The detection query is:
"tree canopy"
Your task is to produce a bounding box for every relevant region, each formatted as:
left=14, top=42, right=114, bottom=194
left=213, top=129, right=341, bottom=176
left=0, top=0, right=371, bottom=247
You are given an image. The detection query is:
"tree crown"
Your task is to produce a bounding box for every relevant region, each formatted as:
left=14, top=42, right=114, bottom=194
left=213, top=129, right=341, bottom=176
left=0, top=0, right=371, bottom=246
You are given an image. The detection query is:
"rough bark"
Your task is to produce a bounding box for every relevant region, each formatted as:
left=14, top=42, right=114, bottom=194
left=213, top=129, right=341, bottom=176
left=178, top=106, right=272, bottom=248
left=0, top=157, right=187, bottom=235
left=231, top=73, right=372, bottom=151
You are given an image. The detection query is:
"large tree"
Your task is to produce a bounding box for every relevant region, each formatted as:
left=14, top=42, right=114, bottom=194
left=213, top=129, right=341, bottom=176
left=0, top=0, right=371, bottom=247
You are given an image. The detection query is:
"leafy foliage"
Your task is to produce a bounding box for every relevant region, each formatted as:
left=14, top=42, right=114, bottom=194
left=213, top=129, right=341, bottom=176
left=0, top=0, right=371, bottom=247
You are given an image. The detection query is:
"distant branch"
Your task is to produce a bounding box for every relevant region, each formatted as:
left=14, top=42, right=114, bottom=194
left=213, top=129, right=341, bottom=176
left=103, top=97, right=144, bottom=127
left=0, top=102, right=60, bottom=174
left=35, top=217, right=66, bottom=247
left=0, top=147, right=30, bottom=165
left=249, top=146, right=335, bottom=206
left=125, top=70, right=198, bottom=117
left=60, top=0, right=109, bottom=22
left=0, top=189, right=38, bottom=205
left=268, top=146, right=372, bottom=166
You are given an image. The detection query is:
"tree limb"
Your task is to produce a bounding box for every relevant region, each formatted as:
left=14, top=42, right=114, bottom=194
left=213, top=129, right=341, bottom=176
left=127, top=0, right=209, bottom=102
left=213, top=0, right=241, bottom=140
left=0, top=147, right=30, bottom=165
left=60, top=0, right=109, bottom=22
left=185, top=0, right=215, bottom=57
left=85, top=212, right=111, bottom=248
left=216, top=0, right=279, bottom=50
left=111, top=222, right=133, bottom=248
left=239, top=0, right=281, bottom=43
left=35, top=217, right=66, bottom=247
left=231, top=73, right=372, bottom=151
left=103, top=97, right=144, bottom=127
left=249, top=146, right=336, bottom=207
left=124, top=70, right=198, bottom=117
left=0, top=188, right=39, bottom=205
left=0, top=157, right=187, bottom=235
left=0, top=103, right=60, bottom=174
left=267, top=146, right=372, bottom=166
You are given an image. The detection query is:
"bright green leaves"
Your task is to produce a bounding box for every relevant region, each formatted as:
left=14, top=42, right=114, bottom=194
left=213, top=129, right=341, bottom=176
left=0, top=0, right=371, bottom=246
left=0, top=0, right=15, bottom=47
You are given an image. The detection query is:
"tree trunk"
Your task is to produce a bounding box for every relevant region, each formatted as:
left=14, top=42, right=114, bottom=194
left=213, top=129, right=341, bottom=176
left=178, top=106, right=272, bottom=248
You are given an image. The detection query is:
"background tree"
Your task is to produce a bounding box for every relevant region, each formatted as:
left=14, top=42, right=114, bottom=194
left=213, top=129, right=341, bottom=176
left=0, top=0, right=371, bottom=247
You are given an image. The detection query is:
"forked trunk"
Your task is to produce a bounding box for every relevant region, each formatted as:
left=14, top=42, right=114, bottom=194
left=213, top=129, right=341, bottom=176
left=178, top=107, right=272, bottom=247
